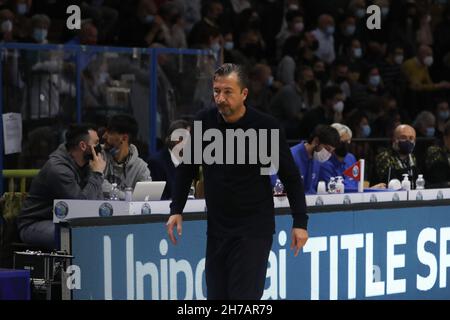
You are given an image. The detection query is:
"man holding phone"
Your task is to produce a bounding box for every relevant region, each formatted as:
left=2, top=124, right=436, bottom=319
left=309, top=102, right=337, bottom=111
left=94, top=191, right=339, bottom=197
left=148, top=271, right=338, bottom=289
left=17, top=124, right=106, bottom=249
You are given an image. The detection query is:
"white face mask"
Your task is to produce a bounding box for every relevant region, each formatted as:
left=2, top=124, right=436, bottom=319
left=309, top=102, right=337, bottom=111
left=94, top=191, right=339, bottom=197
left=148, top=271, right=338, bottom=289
left=224, top=41, right=234, bottom=51
left=333, top=101, right=344, bottom=113
left=424, top=56, right=433, bottom=67
left=353, top=47, right=362, bottom=58
left=1, top=20, right=13, bottom=33
left=289, top=4, right=299, bottom=11
left=313, top=147, right=332, bottom=163
left=394, top=55, right=404, bottom=65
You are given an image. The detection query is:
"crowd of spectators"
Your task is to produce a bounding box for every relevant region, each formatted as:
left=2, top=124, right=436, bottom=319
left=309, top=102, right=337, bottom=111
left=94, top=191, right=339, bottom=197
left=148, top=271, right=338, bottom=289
left=1, top=0, right=450, bottom=183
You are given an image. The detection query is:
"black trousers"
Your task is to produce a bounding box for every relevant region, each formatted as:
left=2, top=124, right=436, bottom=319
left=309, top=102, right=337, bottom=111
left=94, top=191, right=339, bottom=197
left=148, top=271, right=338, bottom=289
left=205, top=235, right=273, bottom=300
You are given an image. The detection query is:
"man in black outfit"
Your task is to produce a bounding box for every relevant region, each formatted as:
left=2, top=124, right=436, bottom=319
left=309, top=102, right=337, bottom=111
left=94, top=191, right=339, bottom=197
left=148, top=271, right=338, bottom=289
left=166, top=63, right=309, bottom=300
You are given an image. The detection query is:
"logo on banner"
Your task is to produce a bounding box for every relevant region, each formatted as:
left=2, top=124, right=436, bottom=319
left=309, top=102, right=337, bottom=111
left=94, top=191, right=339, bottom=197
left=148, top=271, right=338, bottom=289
left=141, top=203, right=151, bottom=215
left=343, top=195, right=351, bottom=205
left=315, top=196, right=324, bottom=206
left=99, top=203, right=114, bottom=217
left=437, top=191, right=444, bottom=200
left=54, top=201, right=69, bottom=219
left=416, top=192, right=423, bottom=201
left=370, top=194, right=378, bottom=203
left=392, top=193, right=400, bottom=201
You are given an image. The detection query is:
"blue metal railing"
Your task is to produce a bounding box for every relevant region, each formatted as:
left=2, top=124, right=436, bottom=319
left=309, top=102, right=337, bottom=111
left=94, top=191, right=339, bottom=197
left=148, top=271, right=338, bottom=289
left=0, top=42, right=214, bottom=195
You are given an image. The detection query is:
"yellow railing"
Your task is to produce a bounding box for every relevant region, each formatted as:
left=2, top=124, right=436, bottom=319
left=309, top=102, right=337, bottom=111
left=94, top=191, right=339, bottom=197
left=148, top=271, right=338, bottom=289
left=2, top=169, right=39, bottom=193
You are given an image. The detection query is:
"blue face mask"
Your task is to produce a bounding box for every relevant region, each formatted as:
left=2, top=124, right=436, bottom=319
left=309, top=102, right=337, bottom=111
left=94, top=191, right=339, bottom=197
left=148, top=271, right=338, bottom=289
left=438, top=111, right=449, bottom=121
left=353, top=47, right=362, bottom=58
left=369, top=75, right=381, bottom=87
left=346, top=25, right=356, bottom=36
left=144, top=15, right=155, bottom=24
left=326, top=26, right=335, bottom=35
left=425, top=127, right=435, bottom=137
left=267, top=76, right=274, bottom=87
left=17, top=3, right=27, bottom=15
left=224, top=41, right=234, bottom=51
left=33, top=28, right=48, bottom=43
left=362, top=125, right=371, bottom=138
left=211, top=42, right=221, bottom=52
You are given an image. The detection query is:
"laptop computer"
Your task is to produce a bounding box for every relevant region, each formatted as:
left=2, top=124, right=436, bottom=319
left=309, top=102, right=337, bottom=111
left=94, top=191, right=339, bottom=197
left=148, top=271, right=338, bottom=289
left=132, top=181, right=166, bottom=201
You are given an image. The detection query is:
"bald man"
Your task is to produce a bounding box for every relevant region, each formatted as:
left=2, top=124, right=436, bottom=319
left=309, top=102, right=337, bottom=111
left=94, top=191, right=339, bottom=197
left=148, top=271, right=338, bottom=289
left=402, top=45, right=450, bottom=91
left=374, top=124, right=421, bottom=186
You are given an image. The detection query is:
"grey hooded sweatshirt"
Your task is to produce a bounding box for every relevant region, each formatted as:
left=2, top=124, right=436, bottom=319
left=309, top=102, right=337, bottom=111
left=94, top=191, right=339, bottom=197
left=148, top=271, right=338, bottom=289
left=17, top=144, right=104, bottom=231
left=102, top=144, right=151, bottom=199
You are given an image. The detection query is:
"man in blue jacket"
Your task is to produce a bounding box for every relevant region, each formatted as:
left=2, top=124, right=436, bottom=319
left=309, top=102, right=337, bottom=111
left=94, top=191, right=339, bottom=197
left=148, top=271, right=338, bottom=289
left=290, top=124, right=340, bottom=194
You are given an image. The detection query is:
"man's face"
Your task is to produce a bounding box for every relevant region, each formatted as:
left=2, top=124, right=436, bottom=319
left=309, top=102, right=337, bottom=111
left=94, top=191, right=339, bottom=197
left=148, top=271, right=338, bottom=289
left=395, top=127, right=416, bottom=143
left=103, top=130, right=126, bottom=153
left=81, top=130, right=100, bottom=160
left=213, top=72, right=248, bottom=118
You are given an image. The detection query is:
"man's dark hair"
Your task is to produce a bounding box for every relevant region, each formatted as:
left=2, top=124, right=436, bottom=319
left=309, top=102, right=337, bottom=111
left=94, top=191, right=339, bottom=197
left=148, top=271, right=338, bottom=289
left=286, top=9, right=303, bottom=24
left=107, top=114, right=139, bottom=142
left=165, top=119, right=191, bottom=148
left=214, top=63, right=249, bottom=90
left=307, top=124, right=340, bottom=148
left=321, top=85, right=342, bottom=104
left=65, top=123, right=96, bottom=150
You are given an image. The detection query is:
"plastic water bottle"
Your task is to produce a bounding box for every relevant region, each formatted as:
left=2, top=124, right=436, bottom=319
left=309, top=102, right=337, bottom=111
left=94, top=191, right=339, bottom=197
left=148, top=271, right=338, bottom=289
left=110, top=183, right=120, bottom=201
left=188, top=185, right=196, bottom=199
left=416, top=174, right=425, bottom=190
left=335, top=176, right=345, bottom=194
left=273, top=179, right=285, bottom=196
left=401, top=174, right=411, bottom=191
left=328, top=177, right=336, bottom=194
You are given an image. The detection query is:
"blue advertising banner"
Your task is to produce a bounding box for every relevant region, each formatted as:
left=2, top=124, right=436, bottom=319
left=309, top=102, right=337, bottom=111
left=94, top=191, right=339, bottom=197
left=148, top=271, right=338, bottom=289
left=69, top=205, right=450, bottom=300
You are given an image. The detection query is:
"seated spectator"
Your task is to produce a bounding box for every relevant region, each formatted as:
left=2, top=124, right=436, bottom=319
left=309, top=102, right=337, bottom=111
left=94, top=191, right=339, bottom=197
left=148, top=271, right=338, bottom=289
left=319, top=123, right=358, bottom=191
left=276, top=35, right=301, bottom=86
left=299, top=85, right=345, bottom=139
left=379, top=44, right=408, bottom=108
left=327, top=59, right=351, bottom=99
left=188, top=0, right=223, bottom=47
left=270, top=65, right=319, bottom=139
left=275, top=9, right=304, bottom=60
left=288, top=124, right=340, bottom=194
left=81, top=0, right=119, bottom=44
left=102, top=114, right=152, bottom=200
left=148, top=119, right=191, bottom=200
left=425, top=120, right=450, bottom=188
left=311, top=14, right=336, bottom=65
left=413, top=110, right=437, bottom=172
left=222, top=32, right=248, bottom=65
left=28, top=14, right=50, bottom=44
left=434, top=98, right=450, bottom=143
left=335, top=14, right=358, bottom=56
left=17, top=124, right=106, bottom=249
left=402, top=45, right=450, bottom=92
left=0, top=9, right=15, bottom=42
left=374, top=124, right=419, bottom=185
left=247, top=63, right=276, bottom=113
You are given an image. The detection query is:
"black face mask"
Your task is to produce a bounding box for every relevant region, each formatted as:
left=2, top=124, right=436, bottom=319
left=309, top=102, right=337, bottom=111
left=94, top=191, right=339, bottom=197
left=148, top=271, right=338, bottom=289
left=310, top=41, right=319, bottom=51
left=84, top=144, right=102, bottom=162
left=315, top=71, right=326, bottom=82
left=305, top=80, right=318, bottom=92
left=335, top=142, right=349, bottom=158
left=336, top=76, right=347, bottom=84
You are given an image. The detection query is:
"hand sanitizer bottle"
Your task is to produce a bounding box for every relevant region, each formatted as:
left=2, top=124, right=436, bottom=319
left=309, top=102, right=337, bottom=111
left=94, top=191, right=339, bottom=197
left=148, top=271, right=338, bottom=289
left=335, top=176, right=345, bottom=194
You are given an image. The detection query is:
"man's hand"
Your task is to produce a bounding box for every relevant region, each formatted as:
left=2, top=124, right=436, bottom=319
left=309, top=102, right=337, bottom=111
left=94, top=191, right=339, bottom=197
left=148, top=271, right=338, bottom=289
left=167, top=214, right=183, bottom=245
left=291, top=228, right=308, bottom=257
left=89, top=145, right=106, bottom=174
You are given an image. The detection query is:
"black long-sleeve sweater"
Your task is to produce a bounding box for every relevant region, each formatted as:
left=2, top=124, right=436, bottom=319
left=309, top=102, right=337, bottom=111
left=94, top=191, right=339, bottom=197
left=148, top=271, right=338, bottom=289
left=170, top=106, right=308, bottom=237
